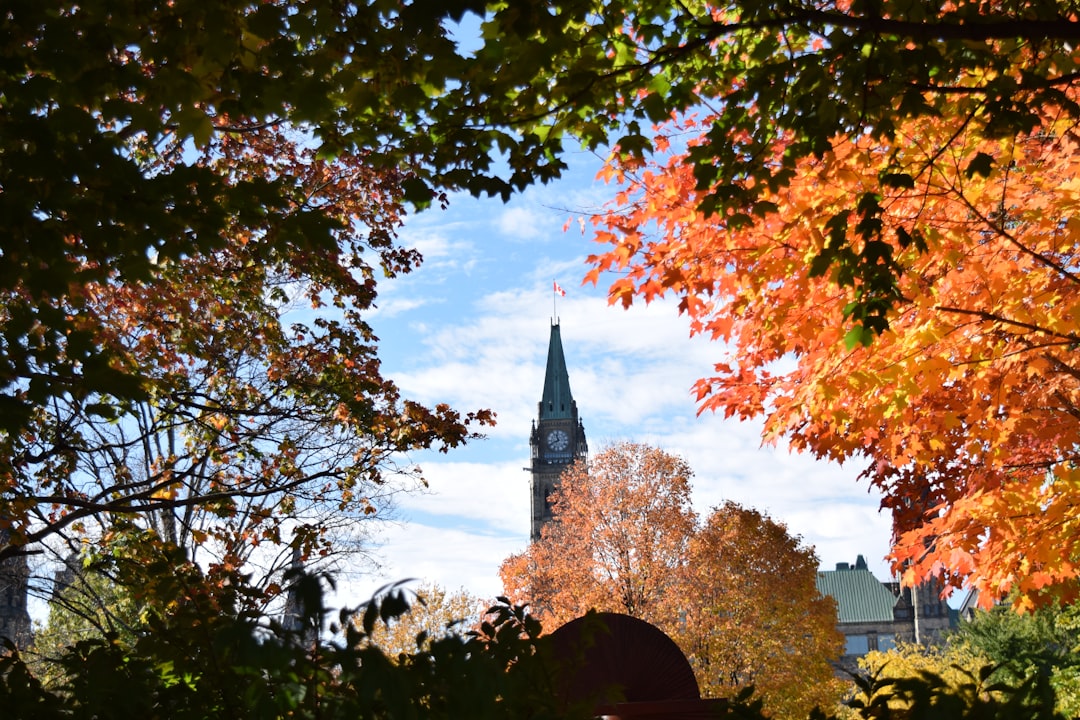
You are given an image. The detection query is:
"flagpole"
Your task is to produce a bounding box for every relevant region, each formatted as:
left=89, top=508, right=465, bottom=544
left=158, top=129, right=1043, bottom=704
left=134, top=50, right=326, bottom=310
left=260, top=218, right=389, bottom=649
left=552, top=281, right=566, bottom=322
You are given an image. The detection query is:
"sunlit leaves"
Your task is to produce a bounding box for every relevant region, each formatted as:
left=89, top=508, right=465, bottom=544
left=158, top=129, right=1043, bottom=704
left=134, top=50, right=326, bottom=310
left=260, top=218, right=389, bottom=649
left=501, top=443, right=697, bottom=629
left=362, top=582, right=485, bottom=659
left=586, top=82, right=1080, bottom=609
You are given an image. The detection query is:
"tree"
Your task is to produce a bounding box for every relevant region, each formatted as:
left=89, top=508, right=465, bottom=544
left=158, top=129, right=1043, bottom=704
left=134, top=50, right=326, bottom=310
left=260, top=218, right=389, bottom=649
left=1, top=559, right=574, bottom=720
left=364, top=582, right=484, bottom=658
left=1, top=2, right=500, bottom=570
left=27, top=553, right=143, bottom=688
left=499, top=442, right=844, bottom=717
left=851, top=642, right=1063, bottom=720
left=15, top=2, right=1077, bottom=418
left=2, top=122, right=492, bottom=587
left=584, top=77, right=1080, bottom=608
left=432, top=3, right=1077, bottom=323
left=950, top=601, right=1080, bottom=716
left=0, top=0, right=554, bottom=439
left=501, top=443, right=697, bottom=629
left=677, top=502, right=846, bottom=718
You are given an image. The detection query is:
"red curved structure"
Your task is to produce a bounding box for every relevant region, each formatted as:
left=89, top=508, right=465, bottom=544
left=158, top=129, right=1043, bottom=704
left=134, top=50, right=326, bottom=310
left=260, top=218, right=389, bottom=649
left=549, top=612, right=730, bottom=719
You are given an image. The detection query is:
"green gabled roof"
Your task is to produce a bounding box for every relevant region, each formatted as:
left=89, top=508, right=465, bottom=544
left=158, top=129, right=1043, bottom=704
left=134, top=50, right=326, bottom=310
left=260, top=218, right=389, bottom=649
left=816, top=566, right=898, bottom=624
left=540, top=323, right=574, bottom=420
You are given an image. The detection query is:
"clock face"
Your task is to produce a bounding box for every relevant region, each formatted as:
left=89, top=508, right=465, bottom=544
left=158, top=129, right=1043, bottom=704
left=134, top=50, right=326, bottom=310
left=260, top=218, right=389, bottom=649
left=546, top=429, right=570, bottom=452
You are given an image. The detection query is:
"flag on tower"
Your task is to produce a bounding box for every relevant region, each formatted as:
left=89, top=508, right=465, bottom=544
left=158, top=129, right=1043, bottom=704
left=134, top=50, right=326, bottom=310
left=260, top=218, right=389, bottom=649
left=553, top=281, right=566, bottom=297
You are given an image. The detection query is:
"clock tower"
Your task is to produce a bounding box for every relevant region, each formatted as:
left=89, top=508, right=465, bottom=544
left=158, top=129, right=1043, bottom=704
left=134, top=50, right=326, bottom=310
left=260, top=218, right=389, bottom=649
left=530, top=322, right=587, bottom=541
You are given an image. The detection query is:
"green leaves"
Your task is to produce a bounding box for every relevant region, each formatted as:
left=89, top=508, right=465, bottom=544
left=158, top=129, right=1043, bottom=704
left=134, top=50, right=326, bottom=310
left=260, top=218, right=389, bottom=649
left=11, top=556, right=566, bottom=720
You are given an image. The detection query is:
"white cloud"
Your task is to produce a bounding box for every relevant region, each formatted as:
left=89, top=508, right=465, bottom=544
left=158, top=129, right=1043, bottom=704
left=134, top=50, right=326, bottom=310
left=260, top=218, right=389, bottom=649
left=372, top=295, right=432, bottom=318
left=399, top=460, right=530, bottom=535
left=335, top=521, right=525, bottom=606
left=496, top=206, right=550, bottom=240
left=330, top=169, right=904, bottom=614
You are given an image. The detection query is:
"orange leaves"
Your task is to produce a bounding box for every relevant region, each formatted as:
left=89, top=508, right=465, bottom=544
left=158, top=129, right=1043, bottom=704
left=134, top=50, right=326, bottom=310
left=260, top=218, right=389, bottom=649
left=608, top=277, right=638, bottom=309
left=500, top=443, right=696, bottom=628
left=500, top=445, right=844, bottom=715
left=584, top=91, right=1080, bottom=609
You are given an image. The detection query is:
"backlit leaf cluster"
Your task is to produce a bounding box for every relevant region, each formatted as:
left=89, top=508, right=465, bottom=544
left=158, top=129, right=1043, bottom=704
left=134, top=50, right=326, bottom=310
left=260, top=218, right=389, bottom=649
left=586, top=72, right=1080, bottom=610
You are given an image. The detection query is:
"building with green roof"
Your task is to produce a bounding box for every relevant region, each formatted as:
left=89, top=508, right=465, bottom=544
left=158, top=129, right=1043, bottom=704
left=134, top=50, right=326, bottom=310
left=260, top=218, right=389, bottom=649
left=816, top=554, right=956, bottom=670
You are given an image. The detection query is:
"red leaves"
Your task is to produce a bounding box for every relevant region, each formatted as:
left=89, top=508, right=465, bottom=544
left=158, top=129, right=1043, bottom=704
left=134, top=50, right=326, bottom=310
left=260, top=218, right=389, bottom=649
left=0, top=122, right=492, bottom=580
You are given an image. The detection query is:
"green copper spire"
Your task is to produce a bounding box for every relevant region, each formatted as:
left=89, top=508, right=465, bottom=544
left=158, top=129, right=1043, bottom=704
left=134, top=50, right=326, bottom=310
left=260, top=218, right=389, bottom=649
left=539, top=322, right=574, bottom=420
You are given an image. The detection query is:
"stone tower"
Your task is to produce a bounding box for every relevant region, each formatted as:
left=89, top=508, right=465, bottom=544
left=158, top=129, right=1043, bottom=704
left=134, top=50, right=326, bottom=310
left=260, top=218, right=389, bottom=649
left=0, top=533, right=33, bottom=650
left=529, top=322, right=587, bottom=541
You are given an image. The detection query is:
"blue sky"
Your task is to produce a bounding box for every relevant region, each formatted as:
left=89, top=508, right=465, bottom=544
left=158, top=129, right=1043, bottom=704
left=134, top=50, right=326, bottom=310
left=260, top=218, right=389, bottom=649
left=337, top=147, right=898, bottom=605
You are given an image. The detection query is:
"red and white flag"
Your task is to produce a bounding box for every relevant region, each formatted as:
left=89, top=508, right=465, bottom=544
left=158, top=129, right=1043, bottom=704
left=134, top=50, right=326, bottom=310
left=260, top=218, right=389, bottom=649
left=553, top=281, right=566, bottom=297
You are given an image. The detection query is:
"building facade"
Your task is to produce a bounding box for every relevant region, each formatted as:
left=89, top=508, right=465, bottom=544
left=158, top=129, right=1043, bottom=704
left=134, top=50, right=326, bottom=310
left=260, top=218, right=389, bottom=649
left=0, top=534, right=33, bottom=650
left=529, top=322, right=587, bottom=541
left=816, top=554, right=955, bottom=671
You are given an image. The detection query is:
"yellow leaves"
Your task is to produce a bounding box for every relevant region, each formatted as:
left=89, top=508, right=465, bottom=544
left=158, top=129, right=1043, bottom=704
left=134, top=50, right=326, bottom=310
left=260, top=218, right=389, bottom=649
left=151, top=480, right=180, bottom=501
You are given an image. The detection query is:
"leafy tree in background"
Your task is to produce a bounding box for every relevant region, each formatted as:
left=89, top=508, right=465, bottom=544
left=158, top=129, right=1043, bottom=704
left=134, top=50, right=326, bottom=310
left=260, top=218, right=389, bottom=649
left=950, top=601, right=1080, bottom=716
left=853, top=642, right=992, bottom=717
left=501, top=443, right=697, bottom=628
left=678, top=502, right=846, bottom=718
left=850, top=599, right=1080, bottom=718
left=28, top=553, right=143, bottom=688
left=851, top=641, right=1064, bottom=720
left=363, top=581, right=484, bottom=658
left=499, top=442, right=845, bottom=718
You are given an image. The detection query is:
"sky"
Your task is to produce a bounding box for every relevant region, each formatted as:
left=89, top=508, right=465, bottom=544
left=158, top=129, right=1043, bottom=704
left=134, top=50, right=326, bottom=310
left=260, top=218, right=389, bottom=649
left=335, top=146, right=900, bottom=608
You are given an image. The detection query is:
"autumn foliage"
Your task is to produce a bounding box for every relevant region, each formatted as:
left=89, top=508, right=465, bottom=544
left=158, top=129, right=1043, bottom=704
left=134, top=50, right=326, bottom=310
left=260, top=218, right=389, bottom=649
left=0, top=1, right=494, bottom=583
left=500, top=443, right=845, bottom=718
left=587, top=80, right=1080, bottom=610
left=363, top=582, right=485, bottom=658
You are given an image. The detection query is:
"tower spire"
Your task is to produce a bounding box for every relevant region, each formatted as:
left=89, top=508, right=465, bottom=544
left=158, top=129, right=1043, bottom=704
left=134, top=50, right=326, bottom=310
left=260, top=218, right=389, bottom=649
left=529, top=321, right=587, bottom=541
left=539, top=322, right=574, bottom=421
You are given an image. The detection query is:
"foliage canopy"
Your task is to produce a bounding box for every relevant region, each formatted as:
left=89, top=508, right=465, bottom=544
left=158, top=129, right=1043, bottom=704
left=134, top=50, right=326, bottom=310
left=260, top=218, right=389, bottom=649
left=1, top=0, right=499, bottom=568
left=485, top=3, right=1080, bottom=608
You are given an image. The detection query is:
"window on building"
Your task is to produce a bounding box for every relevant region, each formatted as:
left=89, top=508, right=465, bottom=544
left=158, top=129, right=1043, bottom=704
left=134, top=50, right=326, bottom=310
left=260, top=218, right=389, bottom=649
left=878, top=634, right=897, bottom=652
left=845, top=634, right=869, bottom=655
